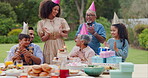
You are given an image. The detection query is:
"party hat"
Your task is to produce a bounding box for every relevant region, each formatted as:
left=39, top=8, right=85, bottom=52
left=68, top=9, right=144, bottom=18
left=88, top=1, right=96, bottom=12
left=87, top=1, right=96, bottom=16
left=52, top=0, right=60, bottom=4
left=79, top=24, right=88, bottom=35
left=112, top=12, right=119, bottom=24
left=21, top=22, right=29, bottom=34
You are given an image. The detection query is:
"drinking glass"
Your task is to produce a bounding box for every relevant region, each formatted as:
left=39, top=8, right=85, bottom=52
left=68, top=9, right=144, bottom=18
left=5, top=61, right=13, bottom=66
left=15, top=60, right=23, bottom=67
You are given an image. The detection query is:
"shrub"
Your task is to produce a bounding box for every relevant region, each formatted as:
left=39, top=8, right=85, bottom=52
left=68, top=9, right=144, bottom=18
left=0, top=2, right=17, bottom=35
left=96, top=17, right=111, bottom=40
left=0, top=35, right=18, bottom=44
left=7, top=29, right=22, bottom=36
left=66, top=31, right=77, bottom=41
left=138, top=29, right=148, bottom=50
left=33, top=35, right=42, bottom=43
left=130, top=24, right=148, bottom=47
left=127, top=27, right=134, bottom=45
left=134, top=24, right=148, bottom=35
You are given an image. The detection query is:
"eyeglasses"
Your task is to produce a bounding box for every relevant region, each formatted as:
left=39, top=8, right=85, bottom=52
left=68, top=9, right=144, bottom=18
left=86, top=14, right=95, bottom=17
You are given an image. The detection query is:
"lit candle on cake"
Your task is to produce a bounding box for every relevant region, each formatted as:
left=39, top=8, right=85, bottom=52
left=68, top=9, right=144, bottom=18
left=63, top=46, right=66, bottom=49
left=63, top=45, right=67, bottom=51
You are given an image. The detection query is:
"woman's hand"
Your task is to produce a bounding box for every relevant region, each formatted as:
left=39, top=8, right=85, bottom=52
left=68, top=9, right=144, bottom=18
left=41, top=27, right=51, bottom=41
left=43, top=27, right=51, bottom=35
left=59, top=26, right=68, bottom=37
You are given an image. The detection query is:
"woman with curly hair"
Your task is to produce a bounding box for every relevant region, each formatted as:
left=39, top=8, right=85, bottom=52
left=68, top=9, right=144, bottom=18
left=37, top=0, right=70, bottom=64
left=107, top=23, right=129, bottom=62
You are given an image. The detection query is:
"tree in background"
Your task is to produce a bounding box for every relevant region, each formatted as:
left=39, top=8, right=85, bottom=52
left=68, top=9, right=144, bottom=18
left=95, top=0, right=120, bottom=20
left=0, top=2, right=17, bottom=35
left=61, top=0, right=88, bottom=31
left=14, top=0, right=41, bottom=26
left=119, top=0, right=148, bottom=18
left=128, top=0, right=148, bottom=18
left=74, top=0, right=85, bottom=24
left=118, top=0, right=134, bottom=18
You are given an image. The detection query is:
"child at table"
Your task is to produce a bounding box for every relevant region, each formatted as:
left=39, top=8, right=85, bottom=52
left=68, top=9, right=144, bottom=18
left=69, top=35, right=95, bottom=62
left=106, top=23, right=129, bottom=62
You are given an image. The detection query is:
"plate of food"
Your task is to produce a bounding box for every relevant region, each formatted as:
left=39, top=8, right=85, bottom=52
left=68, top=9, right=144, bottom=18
left=103, top=66, right=118, bottom=74
left=0, top=71, right=5, bottom=76
left=28, top=64, right=52, bottom=77
left=69, top=70, right=81, bottom=76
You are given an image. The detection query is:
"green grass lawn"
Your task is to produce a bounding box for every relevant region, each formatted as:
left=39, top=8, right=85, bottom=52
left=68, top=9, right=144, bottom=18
left=0, top=40, right=148, bottom=64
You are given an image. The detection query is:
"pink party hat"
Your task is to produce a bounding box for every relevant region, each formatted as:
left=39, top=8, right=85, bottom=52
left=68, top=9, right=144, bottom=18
left=52, top=0, right=60, bottom=4
left=88, top=1, right=96, bottom=12
left=79, top=24, right=88, bottom=35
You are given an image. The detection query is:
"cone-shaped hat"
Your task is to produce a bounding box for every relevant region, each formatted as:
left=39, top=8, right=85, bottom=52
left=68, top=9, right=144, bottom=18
left=87, top=1, right=96, bottom=16
left=88, top=1, right=96, bottom=12
left=112, top=12, right=119, bottom=24
left=52, top=0, right=60, bottom=4
left=79, top=24, right=88, bottom=35
left=21, top=22, right=29, bottom=34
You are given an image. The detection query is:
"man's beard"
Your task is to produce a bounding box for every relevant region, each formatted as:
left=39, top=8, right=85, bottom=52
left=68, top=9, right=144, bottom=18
left=86, top=20, right=92, bottom=26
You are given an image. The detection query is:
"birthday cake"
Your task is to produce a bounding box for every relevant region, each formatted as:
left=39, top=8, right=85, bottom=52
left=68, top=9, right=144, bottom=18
left=57, top=46, right=69, bottom=58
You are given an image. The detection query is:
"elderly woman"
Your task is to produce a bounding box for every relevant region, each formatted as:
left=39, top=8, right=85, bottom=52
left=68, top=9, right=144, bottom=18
left=69, top=35, right=95, bottom=62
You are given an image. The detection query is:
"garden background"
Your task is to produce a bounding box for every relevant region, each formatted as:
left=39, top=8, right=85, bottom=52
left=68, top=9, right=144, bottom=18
left=0, top=0, right=147, bottom=63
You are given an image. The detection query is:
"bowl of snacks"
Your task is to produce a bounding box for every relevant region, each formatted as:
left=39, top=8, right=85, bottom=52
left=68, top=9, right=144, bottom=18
left=28, top=64, right=52, bottom=77
left=84, top=65, right=105, bottom=77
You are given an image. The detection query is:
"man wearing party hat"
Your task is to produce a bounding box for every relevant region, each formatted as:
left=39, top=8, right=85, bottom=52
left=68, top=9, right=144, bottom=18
left=76, top=1, right=106, bottom=54
left=5, top=22, right=43, bottom=65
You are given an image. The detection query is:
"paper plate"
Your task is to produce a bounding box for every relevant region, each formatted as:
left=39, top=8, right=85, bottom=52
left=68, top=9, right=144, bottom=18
left=0, top=76, right=17, bottom=78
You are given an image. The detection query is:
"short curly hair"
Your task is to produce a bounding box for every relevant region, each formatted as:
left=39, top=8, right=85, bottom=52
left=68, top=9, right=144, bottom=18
left=39, top=0, right=61, bottom=19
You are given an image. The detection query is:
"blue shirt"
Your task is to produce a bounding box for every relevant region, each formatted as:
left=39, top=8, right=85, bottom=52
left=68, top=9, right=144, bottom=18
left=76, top=21, right=106, bottom=53
left=107, top=38, right=129, bottom=62
left=5, top=43, right=44, bottom=64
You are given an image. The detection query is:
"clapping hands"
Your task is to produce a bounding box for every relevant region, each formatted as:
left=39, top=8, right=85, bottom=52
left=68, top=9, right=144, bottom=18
left=87, top=24, right=95, bottom=34
left=43, top=27, right=51, bottom=35
left=114, top=42, right=119, bottom=52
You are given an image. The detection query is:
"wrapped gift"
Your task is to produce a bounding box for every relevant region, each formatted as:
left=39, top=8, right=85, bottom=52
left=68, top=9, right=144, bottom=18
left=109, top=51, right=115, bottom=56
left=119, top=62, right=134, bottom=72
left=106, top=56, right=122, bottom=64
left=110, top=70, right=132, bottom=78
left=100, top=52, right=110, bottom=58
left=91, top=56, right=105, bottom=63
